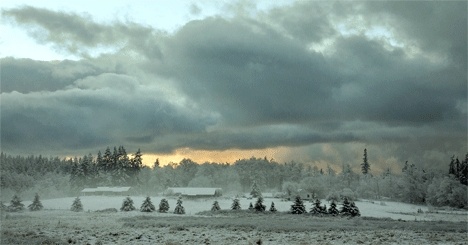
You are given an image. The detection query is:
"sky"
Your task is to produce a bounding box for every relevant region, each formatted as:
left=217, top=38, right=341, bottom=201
left=0, top=0, right=466, bottom=171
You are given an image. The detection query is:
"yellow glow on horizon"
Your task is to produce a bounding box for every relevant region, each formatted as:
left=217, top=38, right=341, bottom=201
left=142, top=147, right=292, bottom=167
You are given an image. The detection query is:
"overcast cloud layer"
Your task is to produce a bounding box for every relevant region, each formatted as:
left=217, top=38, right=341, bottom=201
left=1, top=1, right=466, bottom=170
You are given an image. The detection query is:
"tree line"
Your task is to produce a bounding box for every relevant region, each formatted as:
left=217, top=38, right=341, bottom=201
left=1, top=150, right=467, bottom=208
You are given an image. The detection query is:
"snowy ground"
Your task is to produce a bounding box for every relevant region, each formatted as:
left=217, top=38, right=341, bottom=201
left=2, top=196, right=467, bottom=244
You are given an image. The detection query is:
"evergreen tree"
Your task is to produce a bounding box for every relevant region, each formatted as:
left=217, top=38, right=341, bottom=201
left=211, top=200, right=221, bottom=211
left=8, top=195, right=25, bottom=212
left=140, top=196, right=155, bottom=212
left=290, top=196, right=306, bottom=214
left=174, top=198, right=185, bottom=214
left=328, top=200, right=339, bottom=216
left=158, top=198, right=170, bottom=213
left=248, top=202, right=254, bottom=211
left=71, top=197, right=83, bottom=212
left=361, top=148, right=370, bottom=175
left=231, top=198, right=241, bottom=210
left=310, top=199, right=327, bottom=215
left=340, top=197, right=360, bottom=217
left=269, top=202, right=277, bottom=212
left=120, top=197, right=136, bottom=211
left=254, top=196, right=266, bottom=212
left=250, top=180, right=261, bottom=198
left=28, top=193, right=43, bottom=211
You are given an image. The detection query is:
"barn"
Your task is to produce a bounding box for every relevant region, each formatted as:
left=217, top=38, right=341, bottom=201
left=81, top=186, right=132, bottom=196
left=165, top=187, right=222, bottom=198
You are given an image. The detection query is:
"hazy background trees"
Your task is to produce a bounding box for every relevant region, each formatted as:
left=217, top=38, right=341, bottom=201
left=1, top=150, right=467, bottom=209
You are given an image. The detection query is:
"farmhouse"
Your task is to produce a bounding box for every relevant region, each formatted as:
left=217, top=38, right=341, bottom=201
left=81, top=186, right=132, bottom=196
left=165, top=187, right=222, bottom=198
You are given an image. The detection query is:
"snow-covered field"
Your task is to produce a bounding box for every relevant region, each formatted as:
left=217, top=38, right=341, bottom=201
left=2, top=196, right=467, bottom=244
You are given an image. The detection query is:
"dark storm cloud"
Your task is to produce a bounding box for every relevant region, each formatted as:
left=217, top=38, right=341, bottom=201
left=156, top=17, right=341, bottom=125
left=1, top=1, right=466, bottom=168
left=1, top=58, right=104, bottom=93
left=1, top=73, right=217, bottom=155
left=1, top=6, right=163, bottom=58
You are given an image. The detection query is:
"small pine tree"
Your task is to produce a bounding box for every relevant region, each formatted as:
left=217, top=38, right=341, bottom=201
left=254, top=196, right=266, bottom=212
left=269, top=202, right=277, bottom=212
left=248, top=202, right=254, bottom=211
left=231, top=198, right=241, bottom=210
left=158, top=198, right=170, bottom=213
left=310, top=199, right=327, bottom=215
left=250, top=180, right=261, bottom=198
left=328, top=200, right=339, bottom=216
left=28, top=193, right=43, bottom=211
left=174, top=198, right=185, bottom=214
left=211, top=201, right=221, bottom=212
left=140, top=196, right=155, bottom=212
left=349, top=201, right=361, bottom=217
left=291, top=196, right=306, bottom=214
left=120, top=197, right=136, bottom=211
left=8, top=195, right=25, bottom=212
left=340, top=197, right=360, bottom=217
left=71, top=197, right=83, bottom=212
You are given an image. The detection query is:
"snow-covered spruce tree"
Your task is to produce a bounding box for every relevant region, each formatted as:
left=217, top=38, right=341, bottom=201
left=349, top=201, right=361, bottom=217
left=269, top=202, right=277, bottom=212
left=250, top=180, right=261, bottom=198
left=248, top=202, right=254, bottom=211
left=71, top=197, right=83, bottom=212
left=28, top=193, right=43, bottom=211
left=158, top=198, right=170, bottom=213
left=290, top=196, right=306, bottom=214
left=254, top=196, right=266, bottom=212
left=310, top=199, right=327, bottom=215
left=231, top=198, right=241, bottom=210
left=340, top=197, right=360, bottom=217
left=211, top=201, right=221, bottom=212
left=8, top=195, right=25, bottom=212
left=120, top=197, right=136, bottom=211
left=328, top=200, right=339, bottom=216
left=174, top=198, right=185, bottom=214
left=140, top=196, right=155, bottom=212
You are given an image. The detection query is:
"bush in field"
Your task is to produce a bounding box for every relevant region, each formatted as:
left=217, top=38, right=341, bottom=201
left=174, top=198, right=185, bottom=214
left=340, top=197, right=360, bottom=217
left=231, top=198, right=241, bottom=210
left=269, top=202, right=277, bottom=212
left=211, top=200, right=221, bottom=211
left=291, top=196, right=306, bottom=214
left=159, top=198, right=170, bottom=213
left=70, top=197, right=83, bottom=212
left=28, top=193, right=43, bottom=211
left=140, top=196, right=155, bottom=212
left=8, top=195, right=25, bottom=212
left=310, top=199, right=327, bottom=215
left=328, top=200, right=339, bottom=216
left=120, top=197, right=136, bottom=211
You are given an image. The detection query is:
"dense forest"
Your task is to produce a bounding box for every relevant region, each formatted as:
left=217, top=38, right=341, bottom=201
left=1, top=148, right=467, bottom=209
